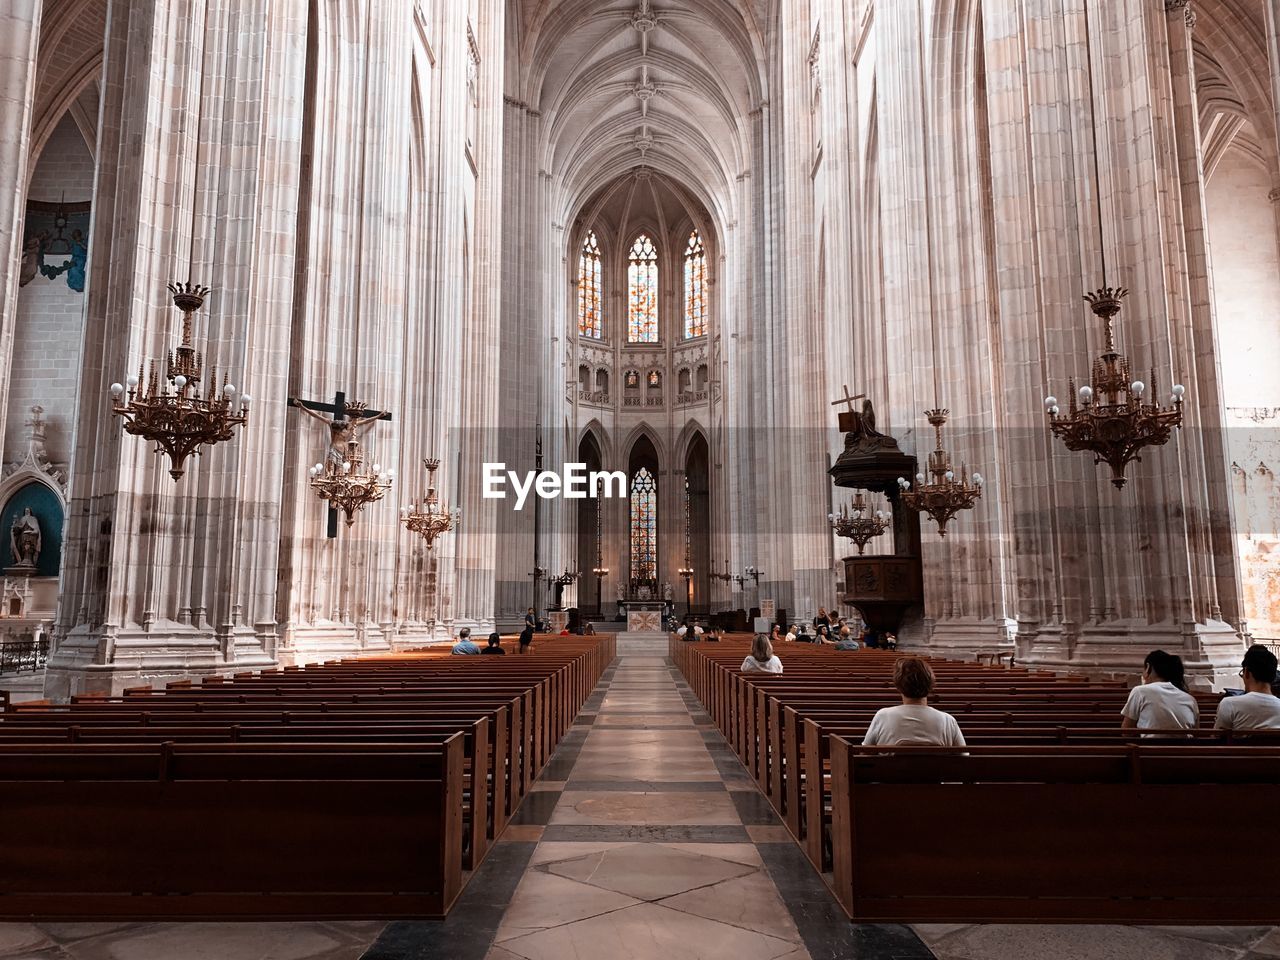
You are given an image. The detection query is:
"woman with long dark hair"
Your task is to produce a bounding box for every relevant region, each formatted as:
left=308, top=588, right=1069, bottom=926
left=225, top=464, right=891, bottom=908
left=1121, top=650, right=1199, bottom=733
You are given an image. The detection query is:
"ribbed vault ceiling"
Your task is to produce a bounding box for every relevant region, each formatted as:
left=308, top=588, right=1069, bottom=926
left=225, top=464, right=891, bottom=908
left=507, top=0, right=769, bottom=232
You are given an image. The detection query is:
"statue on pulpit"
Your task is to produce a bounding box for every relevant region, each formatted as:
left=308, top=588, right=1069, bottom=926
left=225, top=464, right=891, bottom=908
left=9, top=509, right=41, bottom=570
left=842, top=397, right=897, bottom=456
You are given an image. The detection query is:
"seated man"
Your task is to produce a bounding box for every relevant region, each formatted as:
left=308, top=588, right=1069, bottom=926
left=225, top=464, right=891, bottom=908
left=481, top=632, right=506, bottom=655
left=451, top=628, right=481, bottom=655
left=863, top=657, right=966, bottom=747
left=834, top=626, right=860, bottom=651
left=1216, top=645, right=1280, bottom=732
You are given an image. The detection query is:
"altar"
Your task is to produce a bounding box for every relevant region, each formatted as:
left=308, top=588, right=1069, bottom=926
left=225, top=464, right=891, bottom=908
left=624, top=601, right=665, bottom=632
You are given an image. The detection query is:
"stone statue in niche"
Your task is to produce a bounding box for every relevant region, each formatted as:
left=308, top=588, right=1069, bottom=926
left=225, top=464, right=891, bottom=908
left=9, top=508, right=41, bottom=569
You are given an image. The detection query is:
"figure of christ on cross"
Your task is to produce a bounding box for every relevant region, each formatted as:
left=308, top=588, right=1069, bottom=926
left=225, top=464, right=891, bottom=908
left=288, top=390, right=394, bottom=537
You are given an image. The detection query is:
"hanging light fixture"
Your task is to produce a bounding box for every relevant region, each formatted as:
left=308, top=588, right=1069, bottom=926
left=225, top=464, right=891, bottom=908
left=1044, top=289, right=1184, bottom=488
left=108, top=282, right=250, bottom=480
left=400, top=458, right=455, bottom=547
left=308, top=430, right=393, bottom=527
left=1042, top=0, right=1184, bottom=489
left=897, top=409, right=984, bottom=538
left=829, top=491, right=891, bottom=555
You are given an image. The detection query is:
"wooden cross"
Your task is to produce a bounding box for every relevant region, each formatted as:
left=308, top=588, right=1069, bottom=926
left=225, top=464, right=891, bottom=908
left=288, top=390, right=394, bottom=538
left=831, top=385, right=866, bottom=433
left=831, top=385, right=865, bottom=413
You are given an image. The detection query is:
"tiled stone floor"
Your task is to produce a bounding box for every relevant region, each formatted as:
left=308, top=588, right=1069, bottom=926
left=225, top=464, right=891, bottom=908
left=2, top=643, right=1277, bottom=960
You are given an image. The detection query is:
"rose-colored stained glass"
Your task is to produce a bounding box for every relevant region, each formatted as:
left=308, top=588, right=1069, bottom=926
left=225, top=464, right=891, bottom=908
left=628, top=234, right=659, bottom=343
left=684, top=230, right=707, bottom=339
left=578, top=231, right=602, bottom=338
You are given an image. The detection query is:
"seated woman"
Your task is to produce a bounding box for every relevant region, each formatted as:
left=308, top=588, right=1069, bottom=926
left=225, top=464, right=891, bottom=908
left=482, top=632, right=506, bottom=655
left=771, top=623, right=784, bottom=643
left=863, top=657, right=965, bottom=747
left=1121, top=650, right=1199, bottom=733
left=740, top=633, right=783, bottom=674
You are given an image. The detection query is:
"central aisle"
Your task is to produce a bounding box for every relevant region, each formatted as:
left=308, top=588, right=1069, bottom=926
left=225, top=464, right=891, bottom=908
left=368, top=637, right=935, bottom=960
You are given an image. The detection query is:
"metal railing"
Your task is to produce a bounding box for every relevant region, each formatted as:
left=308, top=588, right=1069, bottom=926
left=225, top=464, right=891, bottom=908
left=0, top=637, right=49, bottom=675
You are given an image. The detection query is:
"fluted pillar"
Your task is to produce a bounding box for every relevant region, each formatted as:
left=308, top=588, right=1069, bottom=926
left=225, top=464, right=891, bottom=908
left=47, top=0, right=308, bottom=696
left=0, top=1, right=43, bottom=446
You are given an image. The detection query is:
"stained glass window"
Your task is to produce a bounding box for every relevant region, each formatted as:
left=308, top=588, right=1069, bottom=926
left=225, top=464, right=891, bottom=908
left=628, top=234, right=659, bottom=342
left=630, top=467, right=658, bottom=582
left=647, top=370, right=661, bottom=387
left=683, top=230, right=707, bottom=339
left=578, top=231, right=602, bottom=338
left=625, top=369, right=640, bottom=389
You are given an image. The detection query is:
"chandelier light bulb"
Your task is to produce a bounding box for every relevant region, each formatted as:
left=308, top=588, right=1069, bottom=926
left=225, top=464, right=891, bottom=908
left=174, top=375, right=188, bottom=390
left=916, top=473, right=925, bottom=484
left=342, top=461, right=352, bottom=474
left=109, top=383, right=124, bottom=398
left=1172, top=384, right=1185, bottom=399
left=387, top=469, right=396, bottom=480
left=223, top=384, right=237, bottom=397
left=897, top=477, right=909, bottom=489
left=1050, top=405, right=1060, bottom=416
left=126, top=375, right=139, bottom=388
left=1044, top=395, right=1058, bottom=410
left=1130, top=380, right=1145, bottom=397
left=373, top=464, right=382, bottom=474
left=240, top=394, right=252, bottom=408
left=973, top=473, right=985, bottom=487
left=945, top=470, right=955, bottom=481
left=1078, top=385, right=1093, bottom=403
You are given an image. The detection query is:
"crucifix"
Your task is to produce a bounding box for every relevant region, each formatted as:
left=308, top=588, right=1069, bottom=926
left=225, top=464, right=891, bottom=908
left=831, top=385, right=867, bottom=433
left=289, top=390, right=394, bottom=538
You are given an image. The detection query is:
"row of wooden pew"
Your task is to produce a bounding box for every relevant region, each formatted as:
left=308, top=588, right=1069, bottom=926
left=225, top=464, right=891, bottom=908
left=671, top=637, right=1280, bottom=924
left=0, top=635, right=614, bottom=920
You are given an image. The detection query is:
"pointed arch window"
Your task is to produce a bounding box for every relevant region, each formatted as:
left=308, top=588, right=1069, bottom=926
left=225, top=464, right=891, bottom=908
left=630, top=467, right=658, bottom=582
left=683, top=229, right=707, bottom=339
left=627, top=234, right=659, bottom=343
left=578, top=231, right=602, bottom=339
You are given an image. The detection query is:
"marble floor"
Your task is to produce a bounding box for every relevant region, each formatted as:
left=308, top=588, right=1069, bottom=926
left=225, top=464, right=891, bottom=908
left=2, top=644, right=1277, bottom=960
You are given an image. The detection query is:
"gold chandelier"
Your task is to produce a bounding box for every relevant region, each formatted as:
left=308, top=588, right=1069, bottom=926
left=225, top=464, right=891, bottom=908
left=897, top=408, right=984, bottom=537
left=1044, top=288, right=1184, bottom=489
left=829, top=491, right=890, bottom=555
left=307, top=436, right=392, bottom=527
left=109, top=282, right=250, bottom=480
left=400, top=458, right=456, bottom=548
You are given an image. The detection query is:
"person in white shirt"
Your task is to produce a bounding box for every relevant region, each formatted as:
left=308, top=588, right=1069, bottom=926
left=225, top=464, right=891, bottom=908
left=675, top=623, right=689, bottom=639
left=863, top=657, right=966, bottom=747
left=741, top=633, right=783, bottom=675
left=783, top=626, right=797, bottom=644
left=1215, top=645, right=1280, bottom=733
left=1121, top=650, right=1199, bottom=733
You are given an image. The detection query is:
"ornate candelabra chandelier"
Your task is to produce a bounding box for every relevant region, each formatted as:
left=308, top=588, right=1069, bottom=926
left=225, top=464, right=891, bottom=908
left=401, top=458, right=457, bottom=548
left=109, top=282, right=250, bottom=480
left=1044, top=288, right=1184, bottom=489
left=828, top=491, right=890, bottom=556
left=897, top=409, right=984, bottom=537
left=307, top=424, right=393, bottom=527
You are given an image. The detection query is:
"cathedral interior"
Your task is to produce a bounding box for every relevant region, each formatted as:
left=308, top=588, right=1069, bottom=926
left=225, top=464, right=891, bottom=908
left=1, top=0, right=1279, bottom=958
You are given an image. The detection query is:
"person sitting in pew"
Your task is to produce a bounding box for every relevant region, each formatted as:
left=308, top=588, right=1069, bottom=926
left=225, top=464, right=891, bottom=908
left=451, top=628, right=481, bottom=655
left=1216, top=645, right=1280, bottom=732
left=863, top=657, right=966, bottom=747
left=741, top=633, right=784, bottom=674
left=482, top=633, right=506, bottom=655
left=834, top=626, right=860, bottom=651
left=518, top=626, right=534, bottom=655
left=771, top=623, right=784, bottom=643
left=1121, top=650, right=1198, bottom=734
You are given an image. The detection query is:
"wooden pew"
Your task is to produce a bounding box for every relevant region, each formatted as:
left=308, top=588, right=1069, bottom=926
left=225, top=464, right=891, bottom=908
left=0, top=634, right=616, bottom=919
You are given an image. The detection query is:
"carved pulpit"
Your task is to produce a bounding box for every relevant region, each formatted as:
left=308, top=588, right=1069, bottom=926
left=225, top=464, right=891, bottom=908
left=828, top=390, right=924, bottom=634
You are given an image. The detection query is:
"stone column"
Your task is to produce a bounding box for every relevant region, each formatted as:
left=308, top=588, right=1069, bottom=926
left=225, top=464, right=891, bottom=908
left=452, top=0, right=505, bottom=633
left=0, top=1, right=43, bottom=446
left=47, top=0, right=308, bottom=696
